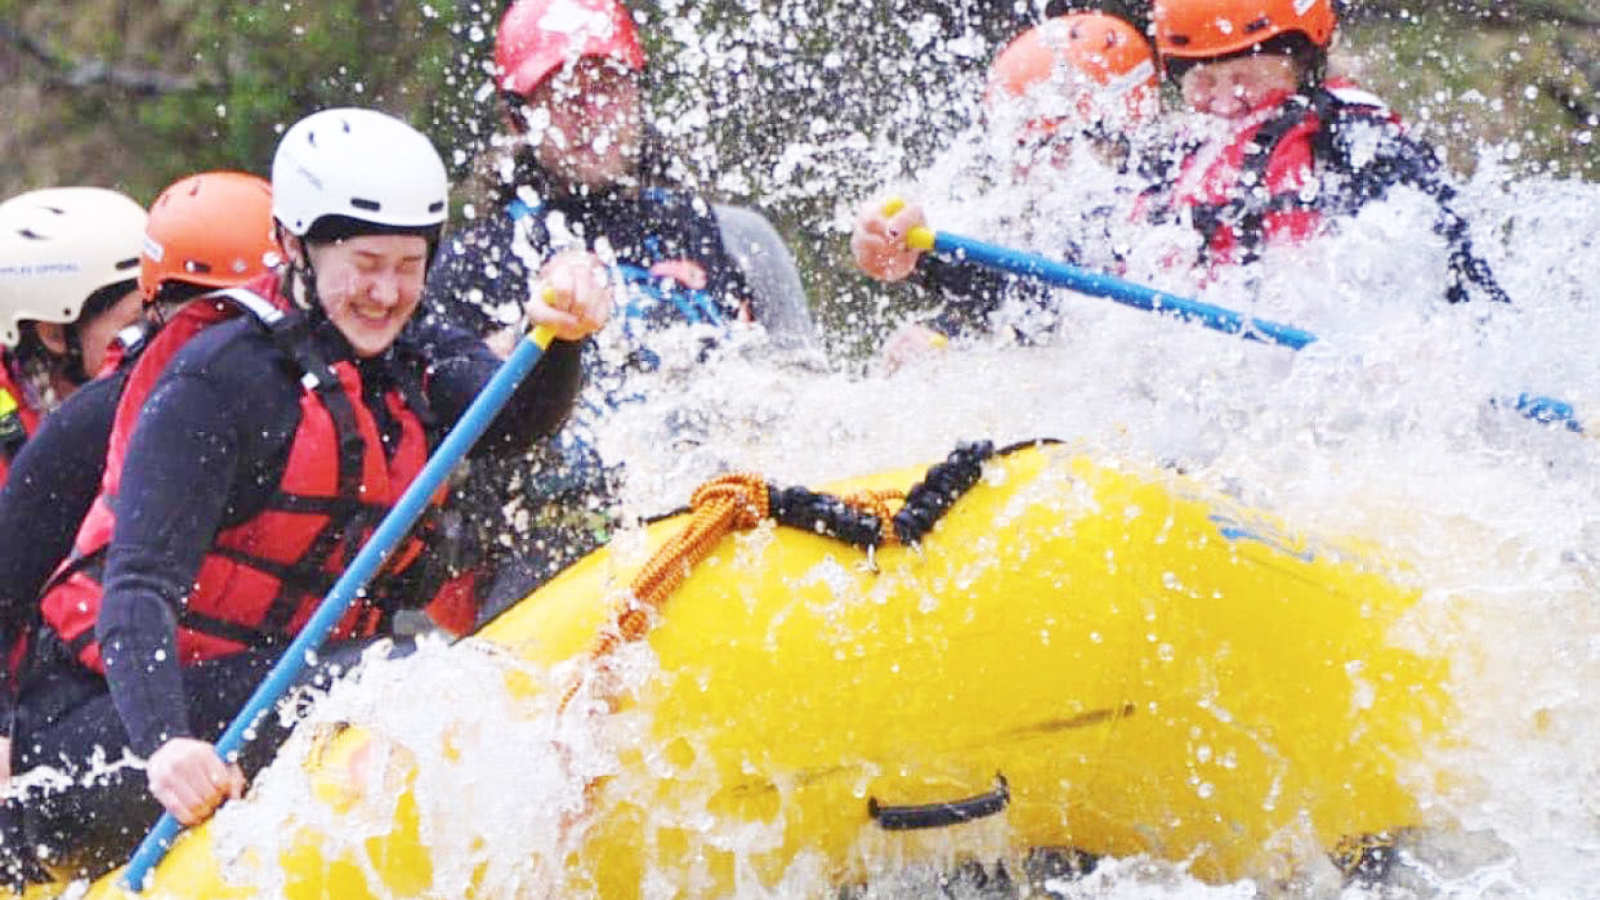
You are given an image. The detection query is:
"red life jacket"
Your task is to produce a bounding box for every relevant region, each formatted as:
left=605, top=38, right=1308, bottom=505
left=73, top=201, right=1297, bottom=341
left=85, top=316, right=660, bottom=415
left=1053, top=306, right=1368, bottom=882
left=0, top=351, right=43, bottom=490
left=40, top=289, right=446, bottom=671
left=106, top=277, right=292, bottom=509
left=1168, top=84, right=1394, bottom=265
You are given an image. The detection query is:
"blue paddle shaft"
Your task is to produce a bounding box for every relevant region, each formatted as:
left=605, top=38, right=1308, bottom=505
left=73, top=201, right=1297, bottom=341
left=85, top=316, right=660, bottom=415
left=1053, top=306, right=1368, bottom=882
left=928, top=231, right=1318, bottom=351
left=121, top=327, right=556, bottom=891
left=922, top=229, right=1585, bottom=433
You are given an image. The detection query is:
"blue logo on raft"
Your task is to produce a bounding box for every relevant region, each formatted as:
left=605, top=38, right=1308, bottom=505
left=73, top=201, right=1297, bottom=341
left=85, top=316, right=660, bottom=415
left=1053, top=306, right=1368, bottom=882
left=1208, top=513, right=1316, bottom=563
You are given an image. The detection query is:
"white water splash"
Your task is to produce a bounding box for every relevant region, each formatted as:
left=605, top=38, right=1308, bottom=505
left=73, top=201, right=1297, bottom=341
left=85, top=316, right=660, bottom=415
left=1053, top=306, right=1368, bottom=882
left=573, top=149, right=1600, bottom=899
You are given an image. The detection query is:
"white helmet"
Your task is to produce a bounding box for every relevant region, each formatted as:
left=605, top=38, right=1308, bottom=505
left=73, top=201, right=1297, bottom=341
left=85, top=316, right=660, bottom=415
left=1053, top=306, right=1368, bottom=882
left=0, top=187, right=147, bottom=349
left=271, top=107, right=449, bottom=237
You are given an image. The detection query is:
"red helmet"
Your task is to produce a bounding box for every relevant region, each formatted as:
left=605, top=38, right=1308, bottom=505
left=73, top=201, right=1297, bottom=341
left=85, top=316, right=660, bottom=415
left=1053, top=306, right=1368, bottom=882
left=139, top=172, right=279, bottom=301
left=1153, top=0, right=1336, bottom=61
left=986, top=13, right=1159, bottom=129
left=494, top=0, right=646, bottom=96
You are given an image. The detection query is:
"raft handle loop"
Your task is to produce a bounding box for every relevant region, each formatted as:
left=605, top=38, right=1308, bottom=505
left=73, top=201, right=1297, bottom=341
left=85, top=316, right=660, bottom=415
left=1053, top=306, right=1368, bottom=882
left=890, top=440, right=995, bottom=545
left=868, top=774, right=1010, bottom=831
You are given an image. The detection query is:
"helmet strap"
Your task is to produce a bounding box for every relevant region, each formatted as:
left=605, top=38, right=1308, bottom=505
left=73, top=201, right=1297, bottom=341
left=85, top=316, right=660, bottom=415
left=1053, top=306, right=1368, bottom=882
left=12, top=324, right=71, bottom=410
left=60, top=324, right=91, bottom=386
left=277, top=227, right=323, bottom=313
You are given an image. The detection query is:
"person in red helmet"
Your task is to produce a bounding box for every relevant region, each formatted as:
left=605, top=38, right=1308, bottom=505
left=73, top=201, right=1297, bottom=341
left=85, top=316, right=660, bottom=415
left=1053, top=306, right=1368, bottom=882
left=1144, top=0, right=1509, bottom=302
left=427, top=0, right=813, bottom=612
left=442, top=0, right=811, bottom=347
left=852, top=11, right=1163, bottom=368
left=493, top=0, right=647, bottom=191
left=5, top=108, right=609, bottom=884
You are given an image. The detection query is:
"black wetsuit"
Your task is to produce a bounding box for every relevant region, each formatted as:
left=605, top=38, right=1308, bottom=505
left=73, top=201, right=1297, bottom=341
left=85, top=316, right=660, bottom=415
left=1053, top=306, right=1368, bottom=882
left=429, top=186, right=750, bottom=342
left=916, top=252, right=1050, bottom=340
left=425, top=182, right=753, bottom=610
left=0, top=373, right=122, bottom=736
left=3, top=310, right=581, bottom=881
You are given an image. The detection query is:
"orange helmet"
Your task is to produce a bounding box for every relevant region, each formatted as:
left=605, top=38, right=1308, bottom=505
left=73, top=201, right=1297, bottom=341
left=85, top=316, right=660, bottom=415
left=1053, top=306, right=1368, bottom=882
left=494, top=0, right=646, bottom=96
left=1153, top=0, right=1336, bottom=61
left=986, top=13, right=1159, bottom=130
left=139, top=172, right=278, bottom=301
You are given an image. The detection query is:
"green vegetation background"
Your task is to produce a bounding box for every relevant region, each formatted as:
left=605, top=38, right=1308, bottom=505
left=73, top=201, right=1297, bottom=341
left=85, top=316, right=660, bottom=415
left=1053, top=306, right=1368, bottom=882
left=3, top=0, right=1595, bottom=350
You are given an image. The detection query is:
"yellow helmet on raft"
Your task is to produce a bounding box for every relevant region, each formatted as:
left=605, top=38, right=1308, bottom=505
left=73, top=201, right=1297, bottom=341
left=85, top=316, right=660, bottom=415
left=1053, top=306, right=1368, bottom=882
left=73, top=440, right=1450, bottom=898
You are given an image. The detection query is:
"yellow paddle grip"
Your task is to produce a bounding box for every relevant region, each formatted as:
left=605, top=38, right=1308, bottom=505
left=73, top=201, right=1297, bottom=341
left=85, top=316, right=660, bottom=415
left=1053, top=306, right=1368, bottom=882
left=881, top=198, right=936, bottom=252
left=530, top=286, right=559, bottom=347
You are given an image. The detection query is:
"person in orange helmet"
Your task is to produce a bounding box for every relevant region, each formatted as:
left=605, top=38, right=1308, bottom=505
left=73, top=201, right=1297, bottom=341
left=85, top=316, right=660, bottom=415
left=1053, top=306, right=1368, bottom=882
left=852, top=11, right=1163, bottom=368
left=0, top=173, right=280, bottom=802
left=1144, top=0, right=1509, bottom=301
left=984, top=10, right=1161, bottom=171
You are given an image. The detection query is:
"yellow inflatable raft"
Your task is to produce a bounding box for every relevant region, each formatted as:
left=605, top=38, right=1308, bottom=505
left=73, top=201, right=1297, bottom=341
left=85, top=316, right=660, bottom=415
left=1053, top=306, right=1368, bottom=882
left=74, top=440, right=1450, bottom=898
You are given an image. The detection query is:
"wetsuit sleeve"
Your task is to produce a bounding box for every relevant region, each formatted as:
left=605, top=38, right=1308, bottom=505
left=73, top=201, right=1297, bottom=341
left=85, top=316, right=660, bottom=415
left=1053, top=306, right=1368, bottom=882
left=1316, top=111, right=1445, bottom=217
left=96, top=374, right=244, bottom=757
left=414, top=320, right=584, bottom=455
left=1318, top=107, right=1511, bottom=303
left=424, top=216, right=538, bottom=338
left=915, top=254, right=1056, bottom=341
left=0, top=376, right=120, bottom=725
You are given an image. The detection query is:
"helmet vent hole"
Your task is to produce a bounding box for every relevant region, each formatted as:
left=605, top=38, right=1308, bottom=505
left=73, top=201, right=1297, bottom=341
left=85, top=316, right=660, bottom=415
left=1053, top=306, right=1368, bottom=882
left=1246, top=16, right=1271, bottom=32
left=17, top=229, right=44, bottom=241
left=428, top=201, right=445, bottom=213
left=1169, top=34, right=1191, bottom=46
left=350, top=198, right=382, bottom=212
left=184, top=261, right=213, bottom=274
left=116, top=257, right=140, bottom=271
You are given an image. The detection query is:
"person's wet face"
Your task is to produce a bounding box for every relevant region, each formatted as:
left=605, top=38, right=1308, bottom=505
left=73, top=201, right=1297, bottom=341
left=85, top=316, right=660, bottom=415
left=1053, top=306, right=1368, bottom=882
left=510, top=57, right=643, bottom=191
left=304, top=234, right=428, bottom=357
left=1178, top=53, right=1300, bottom=119
left=75, top=285, right=144, bottom=376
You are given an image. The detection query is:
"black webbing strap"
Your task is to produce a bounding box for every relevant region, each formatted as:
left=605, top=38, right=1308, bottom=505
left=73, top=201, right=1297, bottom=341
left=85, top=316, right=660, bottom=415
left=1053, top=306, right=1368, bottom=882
left=227, top=304, right=374, bottom=638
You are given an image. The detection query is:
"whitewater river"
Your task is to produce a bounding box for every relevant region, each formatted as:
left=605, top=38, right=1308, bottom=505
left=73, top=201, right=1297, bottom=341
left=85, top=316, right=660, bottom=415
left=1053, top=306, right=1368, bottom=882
left=51, top=8, right=1600, bottom=896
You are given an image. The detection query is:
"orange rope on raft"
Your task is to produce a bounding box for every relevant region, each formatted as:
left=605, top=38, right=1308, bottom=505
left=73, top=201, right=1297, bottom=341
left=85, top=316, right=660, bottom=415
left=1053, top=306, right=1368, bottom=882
left=624, top=473, right=770, bottom=631
left=556, top=448, right=1001, bottom=718
left=562, top=473, right=770, bottom=710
